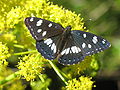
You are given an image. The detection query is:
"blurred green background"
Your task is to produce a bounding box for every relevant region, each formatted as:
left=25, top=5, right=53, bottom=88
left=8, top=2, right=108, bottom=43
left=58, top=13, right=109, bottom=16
left=49, top=0, right=120, bottom=89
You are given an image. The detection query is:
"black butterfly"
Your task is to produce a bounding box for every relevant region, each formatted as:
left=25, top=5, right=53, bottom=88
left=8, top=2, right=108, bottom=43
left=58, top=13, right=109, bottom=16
left=25, top=17, right=111, bottom=65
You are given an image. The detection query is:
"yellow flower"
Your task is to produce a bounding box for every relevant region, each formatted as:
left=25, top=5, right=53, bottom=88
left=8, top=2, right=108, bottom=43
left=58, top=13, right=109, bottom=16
left=17, top=54, right=44, bottom=81
left=0, top=0, right=25, bottom=31
left=0, top=42, right=10, bottom=68
left=62, top=56, right=95, bottom=78
left=64, top=76, right=94, bottom=90
left=0, top=33, right=17, bottom=43
left=6, top=7, right=25, bottom=29
left=24, top=0, right=84, bottom=31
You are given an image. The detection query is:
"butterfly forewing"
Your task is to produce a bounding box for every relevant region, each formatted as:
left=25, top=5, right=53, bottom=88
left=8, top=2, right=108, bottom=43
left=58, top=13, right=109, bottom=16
left=36, top=34, right=62, bottom=60
left=25, top=17, right=64, bottom=41
left=71, top=30, right=111, bottom=56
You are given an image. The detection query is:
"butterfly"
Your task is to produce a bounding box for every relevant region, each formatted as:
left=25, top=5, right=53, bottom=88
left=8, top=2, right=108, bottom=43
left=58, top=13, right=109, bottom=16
left=25, top=17, right=111, bottom=65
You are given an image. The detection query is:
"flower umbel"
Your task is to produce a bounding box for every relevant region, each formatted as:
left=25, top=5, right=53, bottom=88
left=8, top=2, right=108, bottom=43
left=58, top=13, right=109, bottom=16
left=64, top=76, right=94, bottom=90
left=17, top=54, right=44, bottom=81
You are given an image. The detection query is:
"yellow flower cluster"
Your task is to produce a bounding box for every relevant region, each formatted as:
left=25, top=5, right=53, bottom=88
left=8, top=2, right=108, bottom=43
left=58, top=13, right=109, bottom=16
left=64, top=76, right=94, bottom=90
left=72, top=56, right=94, bottom=74
left=0, top=0, right=85, bottom=32
left=0, top=33, right=17, bottom=44
left=6, top=7, right=25, bottom=29
left=17, top=54, right=44, bottom=81
left=0, top=42, right=10, bottom=68
left=0, top=0, right=25, bottom=31
left=0, top=42, right=10, bottom=86
left=62, top=56, right=95, bottom=78
left=24, top=0, right=84, bottom=30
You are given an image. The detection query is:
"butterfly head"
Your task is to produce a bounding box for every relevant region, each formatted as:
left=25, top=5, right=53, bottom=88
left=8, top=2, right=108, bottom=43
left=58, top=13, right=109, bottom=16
left=63, top=25, right=72, bottom=36
left=65, top=25, right=72, bottom=31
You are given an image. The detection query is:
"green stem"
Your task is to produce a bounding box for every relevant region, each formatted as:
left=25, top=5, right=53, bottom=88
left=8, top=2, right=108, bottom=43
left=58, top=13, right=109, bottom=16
left=14, top=44, right=25, bottom=49
left=0, top=71, right=19, bottom=85
left=39, top=74, right=45, bottom=82
left=14, top=50, right=37, bottom=55
left=38, top=75, right=49, bottom=90
left=48, top=60, right=68, bottom=85
left=60, top=70, right=70, bottom=80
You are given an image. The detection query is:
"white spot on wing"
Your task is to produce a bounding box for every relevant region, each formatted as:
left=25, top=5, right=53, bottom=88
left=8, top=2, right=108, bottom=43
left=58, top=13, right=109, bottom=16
left=77, top=47, right=81, bottom=52
left=92, top=51, right=94, bottom=53
left=44, top=38, right=56, bottom=53
left=31, top=28, right=33, bottom=31
left=82, top=43, right=86, bottom=48
left=70, top=50, right=72, bottom=53
left=86, top=52, right=90, bottom=54
left=61, top=46, right=81, bottom=55
left=28, top=25, right=31, bottom=28
left=65, top=48, right=70, bottom=54
left=42, top=31, right=47, bottom=36
left=51, top=43, right=56, bottom=53
left=88, top=44, right=92, bottom=48
left=71, top=46, right=76, bottom=53
left=74, top=46, right=79, bottom=53
left=34, top=35, right=37, bottom=39
left=49, top=44, right=52, bottom=47
left=37, top=29, right=42, bottom=33
left=36, top=20, right=43, bottom=26
left=54, top=45, right=56, bottom=53
left=30, top=18, right=34, bottom=22
left=68, top=60, right=71, bottom=62
left=51, top=43, right=55, bottom=50
left=61, top=49, right=66, bottom=55
left=92, top=36, right=98, bottom=44
left=83, top=33, right=86, bottom=38
left=71, top=46, right=80, bottom=53
left=55, top=26, right=58, bottom=28
left=44, top=38, right=52, bottom=45
left=102, top=39, right=106, bottom=44
left=48, top=23, right=52, bottom=27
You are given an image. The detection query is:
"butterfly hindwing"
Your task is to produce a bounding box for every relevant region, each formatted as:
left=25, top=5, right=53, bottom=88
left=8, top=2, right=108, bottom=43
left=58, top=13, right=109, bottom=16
left=25, top=17, right=64, bottom=41
left=58, top=35, right=85, bottom=65
left=36, top=35, right=62, bottom=60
